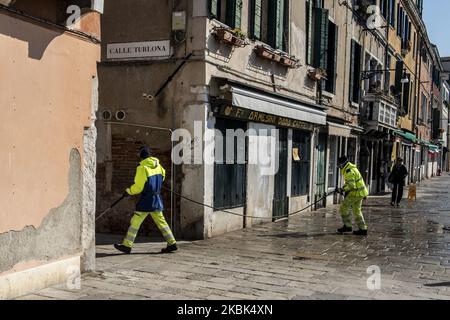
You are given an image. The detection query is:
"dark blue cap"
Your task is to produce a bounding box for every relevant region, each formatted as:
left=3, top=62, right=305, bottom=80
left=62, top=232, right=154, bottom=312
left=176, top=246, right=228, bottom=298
left=139, top=146, right=151, bottom=159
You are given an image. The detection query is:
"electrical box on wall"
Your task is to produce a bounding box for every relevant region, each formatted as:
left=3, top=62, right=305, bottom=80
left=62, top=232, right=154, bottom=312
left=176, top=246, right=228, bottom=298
left=172, top=11, right=186, bottom=31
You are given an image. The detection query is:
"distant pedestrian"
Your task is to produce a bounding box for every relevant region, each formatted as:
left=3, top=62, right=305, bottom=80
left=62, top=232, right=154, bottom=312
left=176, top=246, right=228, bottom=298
left=389, top=158, right=408, bottom=207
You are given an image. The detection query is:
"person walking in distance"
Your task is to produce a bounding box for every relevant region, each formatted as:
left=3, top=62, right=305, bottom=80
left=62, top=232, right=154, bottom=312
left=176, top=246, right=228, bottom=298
left=389, top=158, right=408, bottom=207
left=114, top=146, right=177, bottom=254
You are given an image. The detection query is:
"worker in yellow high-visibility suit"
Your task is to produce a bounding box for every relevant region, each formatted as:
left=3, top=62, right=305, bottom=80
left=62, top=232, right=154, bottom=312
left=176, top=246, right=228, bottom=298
left=336, top=156, right=369, bottom=236
left=114, top=146, right=177, bottom=254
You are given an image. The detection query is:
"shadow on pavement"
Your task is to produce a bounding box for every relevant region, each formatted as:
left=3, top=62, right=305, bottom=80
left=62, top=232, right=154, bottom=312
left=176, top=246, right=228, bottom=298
left=96, top=251, right=175, bottom=258
left=424, top=282, right=450, bottom=287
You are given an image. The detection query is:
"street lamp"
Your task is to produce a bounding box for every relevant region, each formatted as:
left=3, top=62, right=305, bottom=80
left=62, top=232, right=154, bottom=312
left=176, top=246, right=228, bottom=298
left=401, top=71, right=410, bottom=84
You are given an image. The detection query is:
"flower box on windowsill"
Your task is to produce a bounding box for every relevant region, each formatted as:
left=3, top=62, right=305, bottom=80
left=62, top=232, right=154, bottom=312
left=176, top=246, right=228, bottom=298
left=280, top=55, right=299, bottom=68
left=214, top=28, right=246, bottom=47
left=254, top=45, right=298, bottom=67
left=255, top=45, right=277, bottom=60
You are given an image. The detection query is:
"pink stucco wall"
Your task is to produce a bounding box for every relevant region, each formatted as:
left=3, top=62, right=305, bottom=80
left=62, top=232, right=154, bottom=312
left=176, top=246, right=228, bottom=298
left=0, top=11, right=100, bottom=233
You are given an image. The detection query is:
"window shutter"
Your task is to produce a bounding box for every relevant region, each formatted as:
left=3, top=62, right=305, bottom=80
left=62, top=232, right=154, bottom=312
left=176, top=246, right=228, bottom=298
left=306, top=0, right=313, bottom=65
left=268, top=0, right=286, bottom=50
left=313, top=8, right=329, bottom=69
left=349, top=40, right=362, bottom=103
left=226, top=0, right=243, bottom=29
left=325, top=22, right=337, bottom=93
left=353, top=42, right=362, bottom=103
left=250, top=0, right=263, bottom=39
left=276, top=0, right=286, bottom=50
left=349, top=40, right=355, bottom=103
left=235, top=0, right=243, bottom=29
left=209, top=0, right=219, bottom=18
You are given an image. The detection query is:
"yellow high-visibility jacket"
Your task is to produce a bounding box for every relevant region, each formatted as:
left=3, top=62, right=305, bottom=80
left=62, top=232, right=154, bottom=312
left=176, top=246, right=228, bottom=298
left=341, top=162, right=369, bottom=198
left=126, top=157, right=166, bottom=212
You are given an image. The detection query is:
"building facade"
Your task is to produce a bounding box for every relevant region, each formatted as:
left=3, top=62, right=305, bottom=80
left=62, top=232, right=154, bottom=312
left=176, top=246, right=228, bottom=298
left=0, top=0, right=102, bottom=299
left=95, top=0, right=444, bottom=241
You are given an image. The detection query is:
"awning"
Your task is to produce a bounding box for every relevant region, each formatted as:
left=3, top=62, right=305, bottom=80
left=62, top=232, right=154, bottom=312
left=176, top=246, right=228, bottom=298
left=394, top=130, right=417, bottom=143
left=230, top=86, right=327, bottom=125
left=429, top=144, right=440, bottom=152
left=328, top=122, right=351, bottom=138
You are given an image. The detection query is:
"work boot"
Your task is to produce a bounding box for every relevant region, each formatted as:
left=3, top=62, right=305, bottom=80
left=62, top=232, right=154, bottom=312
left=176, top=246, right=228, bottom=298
left=337, top=226, right=353, bottom=234
left=161, top=244, right=178, bottom=254
left=353, top=229, right=368, bottom=236
left=114, top=244, right=131, bottom=254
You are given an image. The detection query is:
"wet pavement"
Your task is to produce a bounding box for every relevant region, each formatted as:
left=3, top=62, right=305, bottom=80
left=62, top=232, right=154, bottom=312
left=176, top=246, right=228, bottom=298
left=18, top=175, right=450, bottom=300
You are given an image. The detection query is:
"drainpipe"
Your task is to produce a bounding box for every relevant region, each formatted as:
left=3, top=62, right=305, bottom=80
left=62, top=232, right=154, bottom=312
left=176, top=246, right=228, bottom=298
left=106, top=122, right=176, bottom=235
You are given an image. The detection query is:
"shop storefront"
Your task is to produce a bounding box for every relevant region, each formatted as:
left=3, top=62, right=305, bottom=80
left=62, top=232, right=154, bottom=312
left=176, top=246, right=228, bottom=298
left=210, top=83, right=327, bottom=230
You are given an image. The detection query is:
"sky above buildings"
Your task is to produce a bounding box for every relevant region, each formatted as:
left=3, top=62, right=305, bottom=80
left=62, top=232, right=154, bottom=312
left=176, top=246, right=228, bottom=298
left=423, top=1, right=450, bottom=57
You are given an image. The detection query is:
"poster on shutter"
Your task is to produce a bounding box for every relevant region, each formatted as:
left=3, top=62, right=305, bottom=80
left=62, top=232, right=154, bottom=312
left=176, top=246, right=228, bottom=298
left=293, top=148, right=301, bottom=161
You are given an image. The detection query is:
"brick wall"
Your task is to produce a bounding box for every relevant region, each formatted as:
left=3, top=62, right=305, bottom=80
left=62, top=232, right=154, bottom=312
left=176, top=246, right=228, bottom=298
left=96, top=135, right=173, bottom=236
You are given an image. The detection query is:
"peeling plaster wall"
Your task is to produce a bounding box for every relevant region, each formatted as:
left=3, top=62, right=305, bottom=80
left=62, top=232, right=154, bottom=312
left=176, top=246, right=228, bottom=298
left=0, top=11, right=100, bottom=274
left=0, top=150, right=82, bottom=274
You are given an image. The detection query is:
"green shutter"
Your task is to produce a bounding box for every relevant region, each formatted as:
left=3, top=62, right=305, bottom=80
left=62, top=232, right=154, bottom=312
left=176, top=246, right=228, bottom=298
left=268, top=0, right=286, bottom=49
left=276, top=0, right=285, bottom=49
left=226, top=0, right=236, bottom=27
left=313, top=8, right=329, bottom=69
left=236, top=0, right=243, bottom=29
left=306, top=1, right=312, bottom=65
left=325, top=22, right=338, bottom=93
left=252, top=0, right=263, bottom=39
left=226, top=0, right=243, bottom=29
left=210, top=0, right=219, bottom=18
left=349, top=40, right=355, bottom=103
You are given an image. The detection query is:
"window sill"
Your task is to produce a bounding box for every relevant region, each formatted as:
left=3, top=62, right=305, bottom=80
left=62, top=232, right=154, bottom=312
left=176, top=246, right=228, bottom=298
left=322, top=91, right=335, bottom=99
left=213, top=205, right=244, bottom=213
left=350, top=102, right=359, bottom=109
left=209, top=18, right=231, bottom=30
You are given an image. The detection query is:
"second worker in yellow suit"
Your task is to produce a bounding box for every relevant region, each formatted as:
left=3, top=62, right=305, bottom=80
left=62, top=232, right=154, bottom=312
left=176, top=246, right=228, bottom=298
left=336, top=156, right=369, bottom=236
left=114, top=146, right=177, bottom=254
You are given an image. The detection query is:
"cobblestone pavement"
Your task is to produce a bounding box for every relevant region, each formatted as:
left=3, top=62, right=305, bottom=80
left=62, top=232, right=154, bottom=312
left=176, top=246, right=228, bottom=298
left=18, top=175, right=450, bottom=300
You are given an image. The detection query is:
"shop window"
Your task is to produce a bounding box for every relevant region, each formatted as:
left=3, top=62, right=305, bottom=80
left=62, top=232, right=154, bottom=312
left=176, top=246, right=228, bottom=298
left=291, top=130, right=311, bottom=197
left=214, top=118, right=247, bottom=210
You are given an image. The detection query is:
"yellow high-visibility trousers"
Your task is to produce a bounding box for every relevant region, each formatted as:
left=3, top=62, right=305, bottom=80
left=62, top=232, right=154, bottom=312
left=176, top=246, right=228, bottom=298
left=339, top=195, right=368, bottom=231
left=122, top=211, right=176, bottom=248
